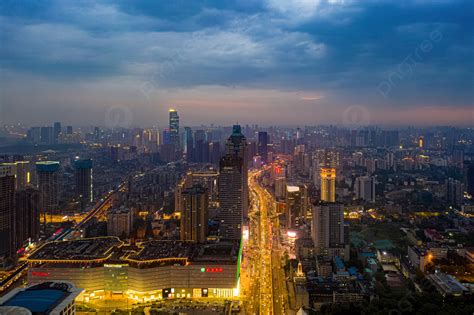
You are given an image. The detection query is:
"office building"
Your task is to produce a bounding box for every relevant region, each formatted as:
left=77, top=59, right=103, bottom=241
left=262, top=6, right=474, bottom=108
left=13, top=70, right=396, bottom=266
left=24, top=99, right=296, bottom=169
left=66, top=125, right=73, bottom=135
left=312, top=203, right=348, bottom=260
left=180, top=184, right=209, bottom=243
left=218, top=155, right=243, bottom=240
left=74, top=159, right=93, bottom=206
left=169, top=108, right=180, bottom=151
left=0, top=165, right=15, bottom=259
left=320, top=167, right=336, bottom=202
left=257, top=131, right=269, bottom=163
left=225, top=125, right=248, bottom=218
left=354, top=176, right=375, bottom=202
left=286, top=185, right=304, bottom=228
left=0, top=281, right=83, bottom=315
left=36, top=161, right=60, bottom=219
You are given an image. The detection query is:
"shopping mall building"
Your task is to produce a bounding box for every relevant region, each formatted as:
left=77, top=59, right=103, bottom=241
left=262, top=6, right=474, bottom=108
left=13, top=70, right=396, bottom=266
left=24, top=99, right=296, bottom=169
left=27, top=237, right=242, bottom=303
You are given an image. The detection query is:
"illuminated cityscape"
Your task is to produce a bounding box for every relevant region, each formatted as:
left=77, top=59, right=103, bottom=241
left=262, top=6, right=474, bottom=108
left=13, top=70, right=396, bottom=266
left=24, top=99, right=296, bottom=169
left=1, top=1, right=474, bottom=315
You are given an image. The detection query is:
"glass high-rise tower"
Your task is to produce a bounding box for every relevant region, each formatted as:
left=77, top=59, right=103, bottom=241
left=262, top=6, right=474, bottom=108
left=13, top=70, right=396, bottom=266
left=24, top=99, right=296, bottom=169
left=169, top=109, right=180, bottom=151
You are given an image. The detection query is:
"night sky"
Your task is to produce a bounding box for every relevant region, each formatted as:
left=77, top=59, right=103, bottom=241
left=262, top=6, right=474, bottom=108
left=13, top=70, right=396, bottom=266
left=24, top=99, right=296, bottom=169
left=1, top=0, right=473, bottom=126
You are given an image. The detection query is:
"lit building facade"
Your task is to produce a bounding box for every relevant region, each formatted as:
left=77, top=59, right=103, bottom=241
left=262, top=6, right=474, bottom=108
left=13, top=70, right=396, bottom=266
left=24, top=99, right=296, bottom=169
left=169, top=109, right=180, bottom=152
left=27, top=239, right=241, bottom=301
left=320, top=167, right=336, bottom=202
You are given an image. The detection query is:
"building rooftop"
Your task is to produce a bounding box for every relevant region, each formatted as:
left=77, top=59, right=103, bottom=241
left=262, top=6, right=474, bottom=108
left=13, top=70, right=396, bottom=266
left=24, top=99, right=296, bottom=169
left=36, top=161, right=60, bottom=173
left=28, top=237, right=123, bottom=262
left=428, top=273, right=468, bottom=296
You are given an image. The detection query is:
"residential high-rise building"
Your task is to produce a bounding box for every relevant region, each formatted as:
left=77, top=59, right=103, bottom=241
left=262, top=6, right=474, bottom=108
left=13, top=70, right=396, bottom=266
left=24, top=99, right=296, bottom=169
left=36, top=161, right=60, bottom=220
left=74, top=159, right=93, bottom=207
left=446, top=178, right=463, bottom=207
left=355, top=176, right=375, bottom=202
left=320, top=167, right=336, bottom=202
left=225, top=125, right=248, bottom=218
left=0, top=161, right=32, bottom=190
left=218, top=155, right=243, bottom=240
left=180, top=184, right=209, bottom=243
left=311, top=203, right=348, bottom=260
left=107, top=208, right=133, bottom=238
left=14, top=188, right=41, bottom=249
left=0, top=165, right=15, bottom=259
left=467, top=162, right=474, bottom=196
left=257, top=131, right=269, bottom=164
left=169, top=108, right=180, bottom=151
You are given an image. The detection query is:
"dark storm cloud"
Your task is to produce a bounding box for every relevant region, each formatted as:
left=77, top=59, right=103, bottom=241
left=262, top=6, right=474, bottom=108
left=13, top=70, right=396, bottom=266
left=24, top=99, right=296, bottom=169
left=0, top=0, right=473, bottom=125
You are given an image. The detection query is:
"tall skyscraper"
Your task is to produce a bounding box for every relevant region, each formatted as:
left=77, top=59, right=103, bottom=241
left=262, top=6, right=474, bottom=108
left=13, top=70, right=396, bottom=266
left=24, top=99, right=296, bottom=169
left=355, top=176, right=375, bottom=202
left=180, top=184, right=209, bottom=243
left=257, top=131, right=269, bottom=164
left=169, top=108, right=180, bottom=151
left=15, top=188, right=41, bottom=249
left=320, top=167, right=336, bottom=202
left=74, top=159, right=93, bottom=207
left=0, top=165, right=15, bottom=258
left=286, top=185, right=302, bottom=228
left=225, top=125, right=248, bottom=218
left=36, top=161, right=60, bottom=220
left=218, top=155, right=243, bottom=240
left=311, top=203, right=348, bottom=260
left=184, top=127, right=194, bottom=161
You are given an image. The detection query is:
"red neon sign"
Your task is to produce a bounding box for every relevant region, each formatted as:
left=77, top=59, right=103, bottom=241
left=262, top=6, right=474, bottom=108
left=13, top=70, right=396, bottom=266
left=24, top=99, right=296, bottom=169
left=205, top=267, right=223, bottom=273
left=32, top=271, right=50, bottom=277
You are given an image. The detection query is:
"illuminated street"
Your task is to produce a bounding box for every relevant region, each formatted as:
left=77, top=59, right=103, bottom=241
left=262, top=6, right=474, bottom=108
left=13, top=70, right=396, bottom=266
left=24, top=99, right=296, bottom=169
left=241, top=169, right=288, bottom=315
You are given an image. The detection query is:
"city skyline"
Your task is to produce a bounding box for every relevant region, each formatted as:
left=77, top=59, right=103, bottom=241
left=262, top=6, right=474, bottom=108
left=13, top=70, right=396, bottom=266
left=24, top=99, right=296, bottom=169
left=0, top=1, right=473, bottom=314
left=1, top=0, right=473, bottom=126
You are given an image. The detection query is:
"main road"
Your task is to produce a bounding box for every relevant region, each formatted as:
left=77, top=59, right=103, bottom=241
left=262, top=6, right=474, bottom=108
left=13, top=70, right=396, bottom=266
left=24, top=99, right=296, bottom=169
left=241, top=168, right=288, bottom=315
